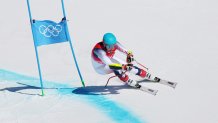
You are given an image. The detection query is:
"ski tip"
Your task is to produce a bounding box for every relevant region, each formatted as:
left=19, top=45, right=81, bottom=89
left=151, top=90, right=158, bottom=96
left=172, top=82, right=178, bottom=89
left=154, top=90, right=158, bottom=96
left=166, top=81, right=178, bottom=89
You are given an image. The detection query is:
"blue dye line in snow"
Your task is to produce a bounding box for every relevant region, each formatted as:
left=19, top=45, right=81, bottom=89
left=0, top=69, right=145, bottom=123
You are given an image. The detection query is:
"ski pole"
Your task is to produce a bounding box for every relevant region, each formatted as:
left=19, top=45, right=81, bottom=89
left=105, top=75, right=117, bottom=87
left=105, top=70, right=127, bottom=87
left=135, top=60, right=149, bottom=70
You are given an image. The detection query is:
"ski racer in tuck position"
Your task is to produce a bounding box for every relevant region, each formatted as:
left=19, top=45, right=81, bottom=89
left=91, top=33, right=177, bottom=95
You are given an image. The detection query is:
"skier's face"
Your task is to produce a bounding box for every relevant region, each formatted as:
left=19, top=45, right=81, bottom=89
left=105, top=44, right=115, bottom=52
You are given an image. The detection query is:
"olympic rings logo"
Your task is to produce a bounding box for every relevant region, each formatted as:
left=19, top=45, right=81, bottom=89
left=39, top=25, right=62, bottom=37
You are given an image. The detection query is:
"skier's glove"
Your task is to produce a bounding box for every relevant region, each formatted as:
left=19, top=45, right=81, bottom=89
left=122, top=64, right=133, bottom=71
left=126, top=51, right=134, bottom=63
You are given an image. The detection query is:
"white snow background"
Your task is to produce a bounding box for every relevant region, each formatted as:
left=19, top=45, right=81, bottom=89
left=0, top=0, right=218, bottom=123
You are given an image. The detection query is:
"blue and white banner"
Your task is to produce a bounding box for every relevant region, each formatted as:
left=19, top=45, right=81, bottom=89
left=32, top=20, right=69, bottom=46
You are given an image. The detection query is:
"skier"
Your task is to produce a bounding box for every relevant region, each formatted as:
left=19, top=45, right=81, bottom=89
left=91, top=33, right=157, bottom=89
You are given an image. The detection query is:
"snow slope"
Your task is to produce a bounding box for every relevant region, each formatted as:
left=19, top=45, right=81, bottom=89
left=0, top=0, right=218, bottom=123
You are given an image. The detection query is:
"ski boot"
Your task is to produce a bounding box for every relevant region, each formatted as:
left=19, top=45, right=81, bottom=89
left=127, top=79, right=141, bottom=88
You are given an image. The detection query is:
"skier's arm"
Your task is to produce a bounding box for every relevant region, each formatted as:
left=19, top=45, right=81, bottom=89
left=94, top=49, right=113, bottom=65
left=115, top=41, right=129, bottom=55
left=116, top=42, right=134, bottom=63
left=94, top=49, right=131, bottom=71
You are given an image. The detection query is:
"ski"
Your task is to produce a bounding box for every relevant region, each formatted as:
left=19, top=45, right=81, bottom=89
left=137, top=77, right=177, bottom=89
left=138, top=85, right=158, bottom=96
left=158, top=79, right=177, bottom=88
left=127, top=79, right=158, bottom=95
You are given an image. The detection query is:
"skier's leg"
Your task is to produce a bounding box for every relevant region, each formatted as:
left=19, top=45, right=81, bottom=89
left=129, top=66, right=156, bottom=80
left=113, top=70, right=129, bottom=82
left=92, top=59, right=114, bottom=74
left=110, top=56, right=149, bottom=82
left=113, top=70, right=140, bottom=88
